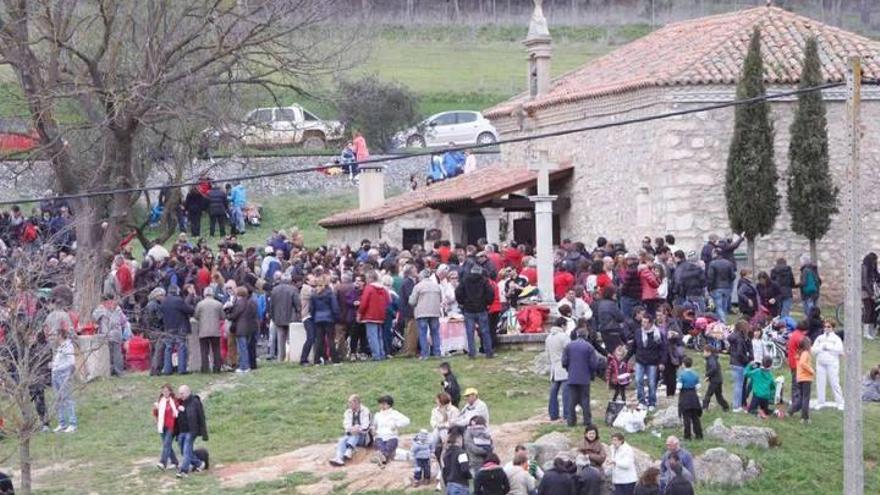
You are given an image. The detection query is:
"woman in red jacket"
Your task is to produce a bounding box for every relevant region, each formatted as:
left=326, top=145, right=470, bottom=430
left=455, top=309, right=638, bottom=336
left=152, top=384, right=180, bottom=470
left=358, top=271, right=390, bottom=361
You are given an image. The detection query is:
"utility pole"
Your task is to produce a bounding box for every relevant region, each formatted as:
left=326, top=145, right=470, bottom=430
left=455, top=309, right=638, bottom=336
left=843, top=56, right=863, bottom=495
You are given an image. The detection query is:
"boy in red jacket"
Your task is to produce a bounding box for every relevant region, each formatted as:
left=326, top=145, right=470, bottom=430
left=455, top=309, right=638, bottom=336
left=358, top=271, right=390, bottom=361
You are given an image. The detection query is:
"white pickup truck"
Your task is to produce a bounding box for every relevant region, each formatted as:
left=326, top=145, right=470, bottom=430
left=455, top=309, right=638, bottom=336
left=202, top=105, right=345, bottom=151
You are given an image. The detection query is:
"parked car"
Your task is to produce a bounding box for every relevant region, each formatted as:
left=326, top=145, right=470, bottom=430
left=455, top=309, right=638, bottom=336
left=200, top=105, right=344, bottom=154
left=393, top=111, right=497, bottom=149
left=0, top=119, right=39, bottom=156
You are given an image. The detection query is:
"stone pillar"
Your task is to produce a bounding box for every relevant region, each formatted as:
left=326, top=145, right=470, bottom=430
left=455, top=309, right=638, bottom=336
left=481, top=208, right=504, bottom=246
left=358, top=164, right=385, bottom=211
left=530, top=195, right=557, bottom=304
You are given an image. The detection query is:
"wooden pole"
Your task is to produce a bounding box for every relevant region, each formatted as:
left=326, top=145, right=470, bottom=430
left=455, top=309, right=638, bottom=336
left=843, top=56, right=863, bottom=495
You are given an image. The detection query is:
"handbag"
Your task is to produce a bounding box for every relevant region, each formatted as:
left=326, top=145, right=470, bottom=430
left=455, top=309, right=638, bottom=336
left=604, top=401, right=625, bottom=427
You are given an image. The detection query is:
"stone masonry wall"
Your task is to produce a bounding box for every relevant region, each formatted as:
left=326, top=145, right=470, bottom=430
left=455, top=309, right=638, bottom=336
left=497, top=90, right=880, bottom=301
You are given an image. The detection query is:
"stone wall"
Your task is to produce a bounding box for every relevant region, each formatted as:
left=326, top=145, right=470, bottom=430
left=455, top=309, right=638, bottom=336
left=494, top=87, right=880, bottom=300
left=326, top=208, right=468, bottom=249
left=0, top=152, right=499, bottom=201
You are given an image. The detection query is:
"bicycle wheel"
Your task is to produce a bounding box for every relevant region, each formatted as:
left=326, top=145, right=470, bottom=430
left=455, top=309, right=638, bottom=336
left=835, top=302, right=845, bottom=327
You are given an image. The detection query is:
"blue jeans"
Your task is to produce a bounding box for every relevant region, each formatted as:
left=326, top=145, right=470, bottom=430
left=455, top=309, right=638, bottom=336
left=711, top=288, right=731, bottom=322
left=365, top=323, right=385, bottom=360
left=635, top=363, right=658, bottom=407
left=446, top=482, right=471, bottom=495
left=548, top=380, right=570, bottom=421
left=231, top=205, right=245, bottom=233
left=301, top=319, right=316, bottom=364
left=731, top=365, right=745, bottom=409
left=463, top=311, right=493, bottom=357
left=780, top=297, right=793, bottom=317
left=52, top=367, right=77, bottom=427
left=417, top=317, right=441, bottom=358
left=334, top=433, right=367, bottom=460
left=237, top=336, right=250, bottom=371
left=160, top=428, right=178, bottom=467
left=620, top=296, right=639, bottom=319
left=686, top=295, right=706, bottom=313
left=803, top=294, right=818, bottom=317
left=178, top=432, right=202, bottom=473
left=382, top=318, right=394, bottom=356
left=163, top=335, right=188, bottom=375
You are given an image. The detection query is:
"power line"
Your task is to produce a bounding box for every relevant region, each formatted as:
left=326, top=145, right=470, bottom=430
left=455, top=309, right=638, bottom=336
left=0, top=81, right=847, bottom=207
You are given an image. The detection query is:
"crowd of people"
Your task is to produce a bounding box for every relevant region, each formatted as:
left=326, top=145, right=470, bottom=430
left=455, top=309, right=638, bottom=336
left=3, top=189, right=880, bottom=494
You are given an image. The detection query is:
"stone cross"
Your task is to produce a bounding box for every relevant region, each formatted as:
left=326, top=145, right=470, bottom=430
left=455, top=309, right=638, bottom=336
left=526, top=146, right=556, bottom=195
left=527, top=146, right=558, bottom=306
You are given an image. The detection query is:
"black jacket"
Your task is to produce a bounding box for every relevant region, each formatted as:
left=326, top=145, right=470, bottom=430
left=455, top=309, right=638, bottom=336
left=575, top=466, right=604, bottom=495
left=594, top=299, right=626, bottom=334
left=634, top=485, right=660, bottom=495
left=664, top=475, right=696, bottom=495
left=442, top=445, right=471, bottom=486
left=538, top=468, right=576, bottom=495
left=704, top=354, right=723, bottom=384
left=455, top=272, right=495, bottom=314
left=184, top=189, right=207, bottom=214
left=206, top=187, right=228, bottom=217
left=706, top=258, right=735, bottom=291
left=442, top=372, right=461, bottom=407
left=175, top=394, right=208, bottom=441
left=634, top=328, right=667, bottom=366
left=620, top=268, right=641, bottom=300
left=473, top=465, right=510, bottom=495
left=770, top=265, right=795, bottom=299
left=728, top=331, right=752, bottom=367
left=736, top=279, right=759, bottom=316
left=674, top=261, right=705, bottom=298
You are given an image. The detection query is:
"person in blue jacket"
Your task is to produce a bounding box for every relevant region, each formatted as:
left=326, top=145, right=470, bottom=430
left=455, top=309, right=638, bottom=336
left=429, top=154, right=446, bottom=183
left=562, top=327, right=601, bottom=427
left=442, top=145, right=465, bottom=178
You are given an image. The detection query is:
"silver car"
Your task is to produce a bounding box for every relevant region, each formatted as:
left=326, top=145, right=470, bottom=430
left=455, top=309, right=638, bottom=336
left=395, top=111, right=498, bottom=149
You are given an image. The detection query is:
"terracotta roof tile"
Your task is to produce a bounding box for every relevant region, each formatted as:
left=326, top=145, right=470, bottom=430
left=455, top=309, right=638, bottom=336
left=485, top=6, right=880, bottom=119
left=319, top=162, right=573, bottom=228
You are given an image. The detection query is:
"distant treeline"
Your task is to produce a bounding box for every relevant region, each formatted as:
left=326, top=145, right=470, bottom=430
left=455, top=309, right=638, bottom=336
left=342, top=0, right=879, bottom=33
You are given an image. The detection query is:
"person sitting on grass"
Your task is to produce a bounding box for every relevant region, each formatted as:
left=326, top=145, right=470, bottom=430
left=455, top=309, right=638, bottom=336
left=862, top=365, right=880, bottom=402
left=329, top=394, right=372, bottom=467
left=473, top=453, right=510, bottom=495
left=174, top=385, right=208, bottom=478
left=746, top=357, right=777, bottom=418
left=371, top=395, right=410, bottom=468
left=456, top=388, right=490, bottom=427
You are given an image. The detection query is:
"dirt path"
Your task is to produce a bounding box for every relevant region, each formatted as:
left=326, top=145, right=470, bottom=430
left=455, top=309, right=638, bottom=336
left=214, top=415, right=549, bottom=493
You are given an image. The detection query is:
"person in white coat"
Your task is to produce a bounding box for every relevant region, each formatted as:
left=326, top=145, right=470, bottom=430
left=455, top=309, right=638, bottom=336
left=812, top=321, right=845, bottom=410
left=371, top=395, right=410, bottom=467
left=545, top=321, right=571, bottom=422
left=609, top=432, right=638, bottom=495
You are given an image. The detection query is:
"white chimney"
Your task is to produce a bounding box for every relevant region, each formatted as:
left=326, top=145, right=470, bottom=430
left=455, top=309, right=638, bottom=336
left=524, top=0, right=552, bottom=98
left=358, top=164, right=385, bottom=210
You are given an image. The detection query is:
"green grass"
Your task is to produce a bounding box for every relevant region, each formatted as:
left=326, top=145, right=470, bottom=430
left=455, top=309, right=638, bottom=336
left=2, top=341, right=879, bottom=494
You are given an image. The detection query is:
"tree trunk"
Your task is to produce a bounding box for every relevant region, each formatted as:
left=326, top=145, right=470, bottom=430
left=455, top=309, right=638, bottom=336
left=72, top=197, right=109, bottom=316
left=19, top=434, right=31, bottom=495
left=747, top=237, right=756, bottom=273
left=809, top=238, right=818, bottom=267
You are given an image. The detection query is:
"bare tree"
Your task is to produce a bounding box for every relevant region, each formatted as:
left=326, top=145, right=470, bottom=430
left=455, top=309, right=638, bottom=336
left=0, top=0, right=358, bottom=317
left=0, top=236, right=92, bottom=495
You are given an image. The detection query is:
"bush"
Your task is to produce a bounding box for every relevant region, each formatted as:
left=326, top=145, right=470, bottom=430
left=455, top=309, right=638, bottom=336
left=335, top=76, right=421, bottom=152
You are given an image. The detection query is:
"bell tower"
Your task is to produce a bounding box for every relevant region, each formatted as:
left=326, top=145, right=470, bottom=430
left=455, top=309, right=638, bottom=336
left=524, top=0, right=552, bottom=98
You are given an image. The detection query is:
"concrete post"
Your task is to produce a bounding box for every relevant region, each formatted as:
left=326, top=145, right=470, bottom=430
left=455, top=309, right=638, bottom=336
left=530, top=195, right=557, bottom=304
left=481, top=208, right=504, bottom=246
left=357, top=164, right=385, bottom=211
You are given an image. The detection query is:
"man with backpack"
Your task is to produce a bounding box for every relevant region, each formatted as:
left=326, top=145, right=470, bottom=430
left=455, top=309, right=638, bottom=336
left=799, top=254, right=822, bottom=318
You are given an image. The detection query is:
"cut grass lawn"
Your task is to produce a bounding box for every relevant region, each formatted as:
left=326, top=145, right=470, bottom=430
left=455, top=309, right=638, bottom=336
left=2, top=342, right=879, bottom=494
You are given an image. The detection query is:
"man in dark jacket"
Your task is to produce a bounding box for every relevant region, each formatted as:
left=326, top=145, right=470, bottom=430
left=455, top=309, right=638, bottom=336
left=160, top=285, right=195, bottom=375
left=398, top=265, right=418, bottom=357
left=593, top=287, right=626, bottom=355
left=673, top=251, right=706, bottom=311
left=619, top=253, right=642, bottom=318
left=562, top=328, right=600, bottom=427
left=175, top=385, right=208, bottom=477
left=455, top=266, right=496, bottom=359
left=442, top=428, right=472, bottom=493
left=633, top=314, right=667, bottom=410
left=184, top=186, right=206, bottom=237
left=575, top=456, right=604, bottom=495
left=206, top=183, right=228, bottom=237
left=538, top=456, right=576, bottom=495
left=706, top=250, right=736, bottom=322
left=143, top=287, right=166, bottom=376
left=770, top=258, right=795, bottom=317
left=269, top=273, right=301, bottom=362
left=701, top=346, right=729, bottom=411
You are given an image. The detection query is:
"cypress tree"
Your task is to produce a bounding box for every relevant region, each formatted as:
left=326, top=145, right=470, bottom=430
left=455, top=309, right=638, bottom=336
left=725, top=27, right=779, bottom=271
left=787, top=36, right=839, bottom=264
